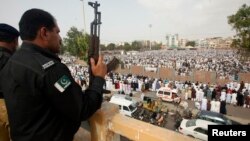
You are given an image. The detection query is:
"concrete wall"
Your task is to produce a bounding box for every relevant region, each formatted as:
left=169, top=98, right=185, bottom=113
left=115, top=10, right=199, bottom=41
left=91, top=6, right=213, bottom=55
left=116, top=65, right=250, bottom=85
left=89, top=102, right=195, bottom=141
left=131, top=66, right=144, bottom=75
left=159, top=68, right=175, bottom=80
left=193, top=70, right=216, bottom=84
left=144, top=71, right=159, bottom=79
left=239, top=73, right=250, bottom=83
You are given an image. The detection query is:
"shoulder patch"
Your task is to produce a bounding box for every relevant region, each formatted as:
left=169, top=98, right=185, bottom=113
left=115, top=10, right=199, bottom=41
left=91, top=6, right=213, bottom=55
left=54, top=75, right=72, bottom=93
left=42, top=60, right=55, bottom=70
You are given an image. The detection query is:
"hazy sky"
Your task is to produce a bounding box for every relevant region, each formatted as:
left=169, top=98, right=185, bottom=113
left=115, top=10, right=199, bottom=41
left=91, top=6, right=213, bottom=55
left=1, top=0, right=249, bottom=44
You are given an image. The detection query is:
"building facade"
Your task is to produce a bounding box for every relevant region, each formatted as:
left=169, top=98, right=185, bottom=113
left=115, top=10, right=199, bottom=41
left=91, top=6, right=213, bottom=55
left=166, top=34, right=179, bottom=48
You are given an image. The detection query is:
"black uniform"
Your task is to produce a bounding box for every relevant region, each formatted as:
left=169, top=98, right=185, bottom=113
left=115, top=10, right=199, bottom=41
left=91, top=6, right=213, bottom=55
left=0, top=47, right=12, bottom=70
left=0, top=42, right=104, bottom=141
left=0, top=47, right=13, bottom=98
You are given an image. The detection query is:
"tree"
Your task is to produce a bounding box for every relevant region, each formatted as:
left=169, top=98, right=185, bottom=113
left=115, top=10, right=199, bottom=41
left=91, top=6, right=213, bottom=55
left=100, top=44, right=106, bottom=51
left=124, top=42, right=131, bottom=51
left=106, top=43, right=116, bottom=50
left=131, top=41, right=141, bottom=51
left=185, top=41, right=196, bottom=47
left=152, top=43, right=162, bottom=50
left=63, top=27, right=89, bottom=60
left=228, top=4, right=250, bottom=60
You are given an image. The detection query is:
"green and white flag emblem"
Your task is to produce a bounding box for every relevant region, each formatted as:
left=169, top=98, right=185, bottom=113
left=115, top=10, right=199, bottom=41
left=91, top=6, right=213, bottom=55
left=54, top=75, right=72, bottom=92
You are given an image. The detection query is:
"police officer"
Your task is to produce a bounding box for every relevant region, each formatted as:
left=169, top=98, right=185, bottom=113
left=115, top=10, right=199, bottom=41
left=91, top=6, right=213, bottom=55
left=0, top=23, right=19, bottom=141
left=0, top=9, right=107, bottom=141
left=0, top=23, right=19, bottom=70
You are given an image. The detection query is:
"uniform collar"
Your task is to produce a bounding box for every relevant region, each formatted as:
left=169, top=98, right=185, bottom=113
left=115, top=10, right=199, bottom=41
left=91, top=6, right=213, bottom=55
left=21, top=42, right=61, bottom=62
left=0, top=46, right=13, bottom=55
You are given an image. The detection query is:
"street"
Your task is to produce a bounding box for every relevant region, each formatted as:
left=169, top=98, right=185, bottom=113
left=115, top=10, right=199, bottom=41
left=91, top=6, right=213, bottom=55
left=132, top=91, right=250, bottom=124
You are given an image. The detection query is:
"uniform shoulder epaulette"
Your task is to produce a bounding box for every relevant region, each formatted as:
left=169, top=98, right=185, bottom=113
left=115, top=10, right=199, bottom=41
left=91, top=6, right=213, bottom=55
left=33, top=53, right=57, bottom=71
left=42, top=60, right=55, bottom=70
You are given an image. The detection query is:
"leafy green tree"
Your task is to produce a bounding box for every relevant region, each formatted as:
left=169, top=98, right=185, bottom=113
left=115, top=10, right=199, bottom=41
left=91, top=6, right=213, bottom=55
left=228, top=4, right=250, bottom=59
left=59, top=43, right=67, bottom=54
left=152, top=43, right=162, bottom=50
left=100, top=44, right=106, bottom=51
left=63, top=27, right=89, bottom=60
left=106, top=43, right=116, bottom=50
left=97, top=40, right=162, bottom=52
left=124, top=42, right=131, bottom=51
left=131, top=41, right=141, bottom=51
left=116, top=45, right=124, bottom=50
left=185, top=41, right=196, bottom=47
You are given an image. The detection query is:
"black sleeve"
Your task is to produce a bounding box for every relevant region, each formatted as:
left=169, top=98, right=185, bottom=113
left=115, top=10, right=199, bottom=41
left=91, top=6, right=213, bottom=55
left=43, top=63, right=104, bottom=122
left=0, top=54, right=9, bottom=70
left=0, top=54, right=9, bottom=98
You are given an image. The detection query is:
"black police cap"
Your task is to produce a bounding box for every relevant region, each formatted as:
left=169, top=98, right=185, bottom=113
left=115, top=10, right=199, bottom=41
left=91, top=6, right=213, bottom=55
left=0, top=23, right=19, bottom=37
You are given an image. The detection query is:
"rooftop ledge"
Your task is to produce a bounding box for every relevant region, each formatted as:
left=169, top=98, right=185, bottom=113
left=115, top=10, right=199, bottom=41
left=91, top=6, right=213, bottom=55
left=76, top=102, right=194, bottom=141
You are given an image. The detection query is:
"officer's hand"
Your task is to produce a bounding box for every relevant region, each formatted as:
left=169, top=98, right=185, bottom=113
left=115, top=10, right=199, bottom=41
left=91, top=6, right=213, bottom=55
left=90, top=55, right=107, bottom=78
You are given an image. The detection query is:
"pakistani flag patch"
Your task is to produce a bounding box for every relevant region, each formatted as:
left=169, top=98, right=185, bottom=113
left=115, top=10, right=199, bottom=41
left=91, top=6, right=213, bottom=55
left=54, top=75, right=72, bottom=93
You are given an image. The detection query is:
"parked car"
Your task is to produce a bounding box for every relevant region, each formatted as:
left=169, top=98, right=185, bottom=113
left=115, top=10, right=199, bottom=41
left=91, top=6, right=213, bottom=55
left=196, top=110, right=241, bottom=125
left=156, top=87, right=181, bottom=103
left=178, top=119, right=219, bottom=141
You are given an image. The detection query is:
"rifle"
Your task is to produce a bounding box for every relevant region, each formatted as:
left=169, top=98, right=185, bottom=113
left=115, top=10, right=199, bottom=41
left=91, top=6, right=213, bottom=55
left=88, top=1, right=119, bottom=86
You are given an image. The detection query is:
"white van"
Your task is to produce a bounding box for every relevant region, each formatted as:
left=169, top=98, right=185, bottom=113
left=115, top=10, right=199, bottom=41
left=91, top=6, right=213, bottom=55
left=156, top=87, right=181, bottom=103
left=109, top=94, right=137, bottom=117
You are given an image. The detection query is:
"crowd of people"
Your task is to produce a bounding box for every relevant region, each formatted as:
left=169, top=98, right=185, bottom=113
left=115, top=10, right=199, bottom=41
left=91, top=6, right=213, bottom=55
left=105, top=49, right=250, bottom=80
left=61, top=53, right=250, bottom=112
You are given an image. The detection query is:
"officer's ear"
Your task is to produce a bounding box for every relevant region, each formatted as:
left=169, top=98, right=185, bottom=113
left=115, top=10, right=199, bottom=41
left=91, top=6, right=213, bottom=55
left=40, top=27, right=49, bottom=41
